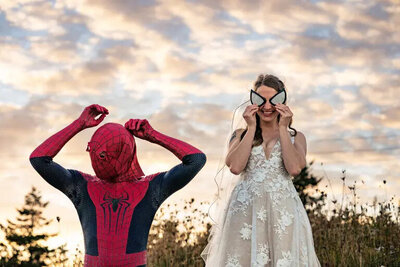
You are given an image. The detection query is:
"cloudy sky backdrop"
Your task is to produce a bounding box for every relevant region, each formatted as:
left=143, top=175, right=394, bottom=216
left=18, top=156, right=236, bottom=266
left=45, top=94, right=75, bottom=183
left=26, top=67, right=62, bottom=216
left=1, top=0, right=399, bottom=257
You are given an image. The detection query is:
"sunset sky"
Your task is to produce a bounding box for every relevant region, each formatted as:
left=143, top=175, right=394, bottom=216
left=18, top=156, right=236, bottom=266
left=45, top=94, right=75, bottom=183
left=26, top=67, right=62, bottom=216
left=1, top=0, right=399, bottom=258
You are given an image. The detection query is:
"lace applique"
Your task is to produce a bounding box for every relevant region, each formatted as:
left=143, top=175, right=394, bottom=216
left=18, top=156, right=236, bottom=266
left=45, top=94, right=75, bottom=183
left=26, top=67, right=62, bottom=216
left=239, top=223, right=252, bottom=240
left=253, top=243, right=271, bottom=266
left=276, top=250, right=293, bottom=267
left=227, top=136, right=297, bottom=219
left=300, top=241, right=309, bottom=266
left=257, top=206, right=267, bottom=222
left=274, top=209, right=294, bottom=239
left=225, top=254, right=242, bottom=267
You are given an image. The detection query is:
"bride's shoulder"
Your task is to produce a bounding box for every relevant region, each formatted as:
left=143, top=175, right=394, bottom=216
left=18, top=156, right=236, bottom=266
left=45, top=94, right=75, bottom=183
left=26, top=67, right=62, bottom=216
left=292, top=130, right=307, bottom=154
left=234, top=128, right=246, bottom=133
left=230, top=128, right=246, bottom=140
left=292, top=130, right=306, bottom=141
left=228, top=128, right=247, bottom=149
left=235, top=128, right=247, bottom=135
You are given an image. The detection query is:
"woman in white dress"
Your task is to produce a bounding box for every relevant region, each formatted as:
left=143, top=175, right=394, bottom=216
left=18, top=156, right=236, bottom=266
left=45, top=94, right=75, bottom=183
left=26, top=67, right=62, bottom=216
left=201, top=74, right=321, bottom=266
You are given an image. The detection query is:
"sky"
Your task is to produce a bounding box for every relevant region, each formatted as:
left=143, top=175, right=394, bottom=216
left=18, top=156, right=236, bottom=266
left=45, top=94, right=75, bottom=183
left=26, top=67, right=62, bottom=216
left=1, top=0, right=399, bottom=258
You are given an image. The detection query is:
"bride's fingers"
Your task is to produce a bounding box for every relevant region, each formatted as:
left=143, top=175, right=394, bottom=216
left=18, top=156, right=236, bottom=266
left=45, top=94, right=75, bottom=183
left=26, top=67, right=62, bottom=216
left=275, top=105, right=285, bottom=112
left=245, top=105, right=258, bottom=112
left=276, top=108, right=286, bottom=115
left=276, top=106, right=292, bottom=117
left=276, top=103, right=290, bottom=112
left=250, top=109, right=258, bottom=116
left=277, top=104, right=292, bottom=113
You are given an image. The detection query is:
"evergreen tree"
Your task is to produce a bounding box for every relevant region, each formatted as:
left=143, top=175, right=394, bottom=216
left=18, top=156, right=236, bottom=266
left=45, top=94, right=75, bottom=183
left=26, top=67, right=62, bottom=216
left=0, top=186, right=67, bottom=266
left=292, top=160, right=326, bottom=212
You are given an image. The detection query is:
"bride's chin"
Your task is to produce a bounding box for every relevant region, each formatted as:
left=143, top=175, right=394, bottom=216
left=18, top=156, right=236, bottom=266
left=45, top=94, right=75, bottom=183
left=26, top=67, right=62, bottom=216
left=260, top=117, right=275, bottom=122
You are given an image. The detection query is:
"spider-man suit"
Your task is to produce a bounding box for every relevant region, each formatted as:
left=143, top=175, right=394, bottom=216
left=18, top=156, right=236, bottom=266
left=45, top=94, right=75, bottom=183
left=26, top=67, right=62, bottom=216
left=29, top=104, right=206, bottom=266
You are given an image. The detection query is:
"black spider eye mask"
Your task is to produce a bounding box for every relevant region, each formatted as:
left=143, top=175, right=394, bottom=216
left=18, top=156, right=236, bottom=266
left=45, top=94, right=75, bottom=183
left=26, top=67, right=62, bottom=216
left=250, top=89, right=287, bottom=107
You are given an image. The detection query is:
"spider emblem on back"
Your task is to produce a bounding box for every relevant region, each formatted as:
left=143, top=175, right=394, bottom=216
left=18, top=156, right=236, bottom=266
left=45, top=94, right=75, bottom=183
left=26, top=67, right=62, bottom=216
left=100, top=191, right=131, bottom=233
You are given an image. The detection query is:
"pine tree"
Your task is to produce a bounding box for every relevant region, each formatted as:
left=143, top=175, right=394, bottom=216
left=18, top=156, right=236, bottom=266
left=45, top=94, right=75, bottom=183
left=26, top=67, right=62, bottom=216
left=0, top=186, right=67, bottom=266
left=292, top=160, right=326, bottom=213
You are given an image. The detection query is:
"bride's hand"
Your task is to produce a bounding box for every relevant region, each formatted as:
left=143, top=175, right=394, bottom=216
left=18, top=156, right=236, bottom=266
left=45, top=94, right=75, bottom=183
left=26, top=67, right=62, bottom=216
left=275, top=103, right=293, bottom=128
left=243, top=104, right=258, bottom=128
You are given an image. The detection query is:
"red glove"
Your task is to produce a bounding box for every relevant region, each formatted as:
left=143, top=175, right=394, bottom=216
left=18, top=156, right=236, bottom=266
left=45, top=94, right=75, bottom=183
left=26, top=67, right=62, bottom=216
left=78, top=104, right=109, bottom=129
left=124, top=119, right=202, bottom=160
left=124, top=119, right=154, bottom=141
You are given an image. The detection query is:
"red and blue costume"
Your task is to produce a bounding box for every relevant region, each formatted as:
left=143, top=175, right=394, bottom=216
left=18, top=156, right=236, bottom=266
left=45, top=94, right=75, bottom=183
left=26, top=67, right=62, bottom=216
left=29, top=104, right=206, bottom=266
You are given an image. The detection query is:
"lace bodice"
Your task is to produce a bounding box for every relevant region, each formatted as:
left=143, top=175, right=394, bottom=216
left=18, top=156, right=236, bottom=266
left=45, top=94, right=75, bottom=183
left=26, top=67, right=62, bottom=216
left=227, top=136, right=298, bottom=218
left=244, top=139, right=291, bottom=177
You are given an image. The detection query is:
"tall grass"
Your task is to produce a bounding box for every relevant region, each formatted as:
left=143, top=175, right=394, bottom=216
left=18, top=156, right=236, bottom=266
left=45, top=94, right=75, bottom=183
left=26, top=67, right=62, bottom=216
left=147, top=177, right=400, bottom=266
left=147, top=198, right=210, bottom=267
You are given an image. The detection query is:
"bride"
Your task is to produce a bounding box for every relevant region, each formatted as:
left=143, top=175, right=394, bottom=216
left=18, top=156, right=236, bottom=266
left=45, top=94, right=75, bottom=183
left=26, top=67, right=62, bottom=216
left=201, top=74, right=321, bottom=266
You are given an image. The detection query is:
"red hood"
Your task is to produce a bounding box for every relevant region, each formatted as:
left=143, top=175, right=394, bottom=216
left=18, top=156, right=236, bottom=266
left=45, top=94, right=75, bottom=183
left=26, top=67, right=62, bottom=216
left=86, top=122, right=144, bottom=182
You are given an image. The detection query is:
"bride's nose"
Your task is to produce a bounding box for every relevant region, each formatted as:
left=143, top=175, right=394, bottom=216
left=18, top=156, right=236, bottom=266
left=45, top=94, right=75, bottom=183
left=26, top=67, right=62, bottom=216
left=260, top=101, right=274, bottom=110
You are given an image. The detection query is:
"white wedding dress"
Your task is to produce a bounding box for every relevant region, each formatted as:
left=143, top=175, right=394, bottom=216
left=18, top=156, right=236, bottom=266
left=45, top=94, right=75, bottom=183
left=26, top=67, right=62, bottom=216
left=202, top=135, right=321, bottom=267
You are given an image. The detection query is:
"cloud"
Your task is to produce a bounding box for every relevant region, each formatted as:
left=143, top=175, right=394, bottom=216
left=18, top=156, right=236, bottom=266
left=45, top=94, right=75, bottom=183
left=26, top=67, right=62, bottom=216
left=305, top=98, right=334, bottom=119
left=360, top=81, right=399, bottom=107
left=23, top=60, right=116, bottom=95
left=146, top=102, right=229, bottom=152
left=0, top=40, right=119, bottom=95
left=334, top=88, right=357, bottom=101
left=0, top=96, right=85, bottom=159
left=0, top=42, right=34, bottom=79
left=380, top=107, right=400, bottom=129
left=320, top=1, right=399, bottom=44
left=219, top=0, right=332, bottom=35
left=155, top=0, right=249, bottom=44
left=3, top=0, right=66, bottom=35
left=161, top=54, right=200, bottom=79
left=29, top=39, right=81, bottom=64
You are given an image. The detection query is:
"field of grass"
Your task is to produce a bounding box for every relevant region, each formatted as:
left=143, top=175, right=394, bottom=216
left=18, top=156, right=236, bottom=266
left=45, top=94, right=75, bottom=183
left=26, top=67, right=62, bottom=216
left=146, top=181, right=400, bottom=266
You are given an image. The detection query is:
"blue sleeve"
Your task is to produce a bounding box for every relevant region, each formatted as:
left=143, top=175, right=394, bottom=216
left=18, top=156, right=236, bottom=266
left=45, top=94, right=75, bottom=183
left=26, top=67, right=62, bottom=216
left=29, top=156, right=84, bottom=203
left=30, top=156, right=98, bottom=254
left=151, top=152, right=206, bottom=205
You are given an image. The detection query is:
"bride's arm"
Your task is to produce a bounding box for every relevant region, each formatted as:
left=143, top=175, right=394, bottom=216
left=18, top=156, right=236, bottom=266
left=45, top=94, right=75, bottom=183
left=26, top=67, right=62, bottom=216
left=225, top=126, right=256, bottom=175
left=279, top=128, right=307, bottom=176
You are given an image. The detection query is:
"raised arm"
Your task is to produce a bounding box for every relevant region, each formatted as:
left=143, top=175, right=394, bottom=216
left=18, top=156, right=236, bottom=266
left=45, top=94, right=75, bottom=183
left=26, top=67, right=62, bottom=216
left=29, top=104, right=108, bottom=192
left=225, top=104, right=258, bottom=174
left=125, top=119, right=206, bottom=202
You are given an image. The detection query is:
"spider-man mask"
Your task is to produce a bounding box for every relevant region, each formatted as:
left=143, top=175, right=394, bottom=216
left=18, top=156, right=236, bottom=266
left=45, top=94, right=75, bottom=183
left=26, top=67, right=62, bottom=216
left=86, top=123, right=144, bottom=182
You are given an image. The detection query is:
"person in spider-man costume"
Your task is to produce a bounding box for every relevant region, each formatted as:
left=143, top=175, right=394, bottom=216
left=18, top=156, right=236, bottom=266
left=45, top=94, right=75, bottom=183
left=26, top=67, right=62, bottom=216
left=29, top=104, right=206, bottom=266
